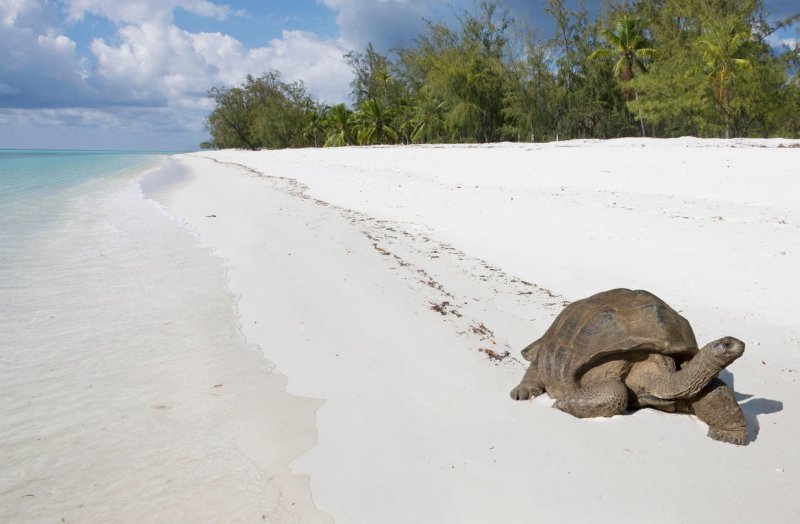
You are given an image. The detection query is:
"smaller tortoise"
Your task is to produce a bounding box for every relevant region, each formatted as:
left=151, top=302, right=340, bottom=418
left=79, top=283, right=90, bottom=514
left=510, top=288, right=747, bottom=445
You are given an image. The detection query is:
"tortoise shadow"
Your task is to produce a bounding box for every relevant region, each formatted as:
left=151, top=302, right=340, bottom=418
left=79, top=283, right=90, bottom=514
left=740, top=397, right=783, bottom=444
left=720, top=370, right=783, bottom=444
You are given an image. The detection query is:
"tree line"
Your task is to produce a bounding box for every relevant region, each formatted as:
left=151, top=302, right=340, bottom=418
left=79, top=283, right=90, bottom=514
left=202, top=0, right=800, bottom=149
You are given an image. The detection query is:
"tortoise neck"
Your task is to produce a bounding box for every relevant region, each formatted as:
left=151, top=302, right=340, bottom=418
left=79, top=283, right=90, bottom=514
left=649, top=349, right=723, bottom=400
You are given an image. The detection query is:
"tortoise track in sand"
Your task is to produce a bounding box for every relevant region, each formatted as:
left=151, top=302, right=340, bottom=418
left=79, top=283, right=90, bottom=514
left=201, top=156, right=570, bottom=368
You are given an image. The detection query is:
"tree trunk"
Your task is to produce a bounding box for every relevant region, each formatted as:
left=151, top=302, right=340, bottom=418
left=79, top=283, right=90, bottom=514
left=634, top=89, right=646, bottom=138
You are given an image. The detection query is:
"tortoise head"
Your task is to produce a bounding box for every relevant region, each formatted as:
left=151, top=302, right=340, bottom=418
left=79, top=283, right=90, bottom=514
left=704, top=336, right=745, bottom=366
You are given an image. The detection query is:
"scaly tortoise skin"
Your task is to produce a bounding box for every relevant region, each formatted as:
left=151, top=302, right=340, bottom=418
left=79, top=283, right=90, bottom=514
left=511, top=288, right=748, bottom=445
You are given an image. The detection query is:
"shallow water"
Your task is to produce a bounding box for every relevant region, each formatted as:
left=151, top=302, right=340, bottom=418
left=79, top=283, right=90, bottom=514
left=0, top=152, right=323, bottom=522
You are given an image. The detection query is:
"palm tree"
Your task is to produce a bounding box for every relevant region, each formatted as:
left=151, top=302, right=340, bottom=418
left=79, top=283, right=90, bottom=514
left=406, top=91, right=447, bottom=144
left=301, top=100, right=327, bottom=147
left=323, top=104, right=353, bottom=147
left=353, top=99, right=398, bottom=145
left=589, top=15, right=658, bottom=136
left=375, top=70, right=393, bottom=106
left=697, top=19, right=753, bottom=138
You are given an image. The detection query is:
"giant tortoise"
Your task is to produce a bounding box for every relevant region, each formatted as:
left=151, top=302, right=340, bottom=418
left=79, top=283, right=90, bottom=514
left=510, top=288, right=748, bottom=445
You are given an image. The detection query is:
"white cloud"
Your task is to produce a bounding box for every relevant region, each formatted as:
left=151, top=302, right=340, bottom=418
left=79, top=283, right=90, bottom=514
left=38, top=33, right=78, bottom=54
left=2, top=0, right=353, bottom=109
left=88, top=23, right=352, bottom=105
left=766, top=30, right=799, bottom=50
left=0, top=106, right=204, bottom=149
left=320, top=0, right=438, bottom=50
left=247, top=30, right=352, bottom=103
left=65, top=0, right=232, bottom=25
left=0, top=0, right=28, bottom=19
left=90, top=22, right=216, bottom=104
left=2, top=107, right=121, bottom=127
left=0, top=6, right=93, bottom=108
left=0, top=0, right=361, bottom=148
left=1, top=0, right=33, bottom=22
left=1, top=0, right=60, bottom=31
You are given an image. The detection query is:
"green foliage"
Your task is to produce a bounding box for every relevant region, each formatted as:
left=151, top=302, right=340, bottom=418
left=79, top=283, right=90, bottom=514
left=205, top=85, right=257, bottom=150
left=345, top=44, right=406, bottom=109
left=629, top=53, right=710, bottom=136
left=589, top=14, right=658, bottom=135
left=323, top=104, right=353, bottom=147
left=205, top=70, right=315, bottom=150
left=631, top=0, right=798, bottom=137
left=696, top=18, right=756, bottom=136
left=302, top=99, right=328, bottom=148
left=501, top=34, right=558, bottom=141
left=404, top=89, right=447, bottom=144
left=244, top=72, right=310, bottom=149
left=353, top=99, right=399, bottom=145
left=202, top=0, right=800, bottom=149
left=590, top=16, right=658, bottom=81
left=396, top=1, right=513, bottom=143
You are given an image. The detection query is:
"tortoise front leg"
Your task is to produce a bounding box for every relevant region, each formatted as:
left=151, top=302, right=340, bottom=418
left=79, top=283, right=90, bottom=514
left=553, top=381, right=628, bottom=418
left=677, top=378, right=747, bottom=445
left=510, top=363, right=545, bottom=400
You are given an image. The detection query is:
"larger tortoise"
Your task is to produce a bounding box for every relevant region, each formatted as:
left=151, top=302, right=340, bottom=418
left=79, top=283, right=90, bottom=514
left=510, top=288, right=748, bottom=445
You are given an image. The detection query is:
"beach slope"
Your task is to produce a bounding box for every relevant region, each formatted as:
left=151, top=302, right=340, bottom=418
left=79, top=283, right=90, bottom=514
left=151, top=139, right=799, bottom=523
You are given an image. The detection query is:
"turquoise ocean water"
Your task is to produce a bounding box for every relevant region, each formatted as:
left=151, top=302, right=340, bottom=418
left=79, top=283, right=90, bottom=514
left=0, top=150, right=163, bottom=244
left=1, top=149, right=165, bottom=308
left=0, top=149, right=161, bottom=202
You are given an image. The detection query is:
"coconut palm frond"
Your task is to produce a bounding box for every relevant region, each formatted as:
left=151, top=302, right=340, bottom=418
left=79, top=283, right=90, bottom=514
left=612, top=58, right=627, bottom=79
left=593, top=15, right=657, bottom=82
left=634, top=47, right=659, bottom=60
left=588, top=48, right=615, bottom=61
left=322, top=103, right=353, bottom=147
left=353, top=98, right=398, bottom=145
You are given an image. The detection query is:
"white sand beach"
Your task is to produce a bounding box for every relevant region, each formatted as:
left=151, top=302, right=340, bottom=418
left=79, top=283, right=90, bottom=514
left=145, top=139, right=798, bottom=523
left=3, top=139, right=799, bottom=523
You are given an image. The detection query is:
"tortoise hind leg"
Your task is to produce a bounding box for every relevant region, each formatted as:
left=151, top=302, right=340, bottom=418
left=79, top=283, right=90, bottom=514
left=510, top=363, right=545, bottom=401
left=677, top=378, right=747, bottom=445
left=554, top=381, right=628, bottom=418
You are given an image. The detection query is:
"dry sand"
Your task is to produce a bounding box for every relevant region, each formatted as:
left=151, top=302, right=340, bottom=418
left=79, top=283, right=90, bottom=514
left=146, top=138, right=799, bottom=523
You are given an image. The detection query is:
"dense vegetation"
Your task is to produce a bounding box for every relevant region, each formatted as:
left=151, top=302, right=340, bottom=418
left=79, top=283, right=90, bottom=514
left=202, top=0, right=800, bottom=149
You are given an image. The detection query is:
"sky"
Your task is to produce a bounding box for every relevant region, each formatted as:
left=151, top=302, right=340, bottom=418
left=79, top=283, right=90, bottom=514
left=1, top=1, right=797, bottom=151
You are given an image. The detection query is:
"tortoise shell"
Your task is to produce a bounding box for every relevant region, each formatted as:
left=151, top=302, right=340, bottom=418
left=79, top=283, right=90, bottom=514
left=523, top=288, right=698, bottom=385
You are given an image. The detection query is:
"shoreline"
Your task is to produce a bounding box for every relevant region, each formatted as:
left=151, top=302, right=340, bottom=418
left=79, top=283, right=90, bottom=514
left=139, top=159, right=333, bottom=523
left=1, top=159, right=330, bottom=523
left=151, top=139, right=798, bottom=522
